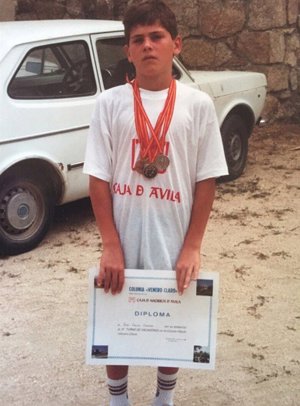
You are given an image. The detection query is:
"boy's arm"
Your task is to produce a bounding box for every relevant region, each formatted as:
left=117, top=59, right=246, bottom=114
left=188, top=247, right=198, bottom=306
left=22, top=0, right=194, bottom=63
left=175, top=178, right=216, bottom=295
left=89, top=175, right=125, bottom=294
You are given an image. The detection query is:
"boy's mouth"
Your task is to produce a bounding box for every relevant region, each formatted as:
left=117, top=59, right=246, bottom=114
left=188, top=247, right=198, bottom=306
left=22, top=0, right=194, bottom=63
left=143, top=56, right=157, bottom=61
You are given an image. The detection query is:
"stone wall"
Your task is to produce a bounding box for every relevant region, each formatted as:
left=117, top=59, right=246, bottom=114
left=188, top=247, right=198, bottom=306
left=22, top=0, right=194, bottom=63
left=14, top=0, right=113, bottom=20
left=169, top=0, right=300, bottom=122
left=0, top=0, right=16, bottom=21
left=3, top=0, right=300, bottom=121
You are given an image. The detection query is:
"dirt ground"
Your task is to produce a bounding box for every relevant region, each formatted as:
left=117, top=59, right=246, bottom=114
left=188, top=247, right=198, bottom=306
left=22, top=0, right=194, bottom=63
left=1, top=123, right=300, bottom=406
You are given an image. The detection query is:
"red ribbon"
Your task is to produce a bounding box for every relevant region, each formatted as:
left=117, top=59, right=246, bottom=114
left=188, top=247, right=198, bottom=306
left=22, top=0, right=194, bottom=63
left=130, top=79, right=176, bottom=164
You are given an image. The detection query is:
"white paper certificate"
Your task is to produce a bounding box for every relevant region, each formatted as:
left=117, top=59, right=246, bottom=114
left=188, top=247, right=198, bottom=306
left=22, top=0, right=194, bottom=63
left=86, top=268, right=219, bottom=369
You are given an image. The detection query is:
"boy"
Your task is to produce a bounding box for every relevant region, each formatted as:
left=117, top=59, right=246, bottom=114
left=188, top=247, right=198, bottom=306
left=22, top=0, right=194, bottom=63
left=83, top=1, right=228, bottom=405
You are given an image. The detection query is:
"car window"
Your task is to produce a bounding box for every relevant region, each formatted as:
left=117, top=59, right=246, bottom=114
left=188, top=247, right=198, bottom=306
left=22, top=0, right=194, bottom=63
left=96, top=37, right=135, bottom=89
left=96, top=37, right=181, bottom=90
left=8, top=41, right=96, bottom=99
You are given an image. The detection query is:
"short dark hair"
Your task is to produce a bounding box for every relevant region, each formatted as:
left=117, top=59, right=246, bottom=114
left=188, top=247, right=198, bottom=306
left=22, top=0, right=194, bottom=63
left=123, top=0, right=178, bottom=44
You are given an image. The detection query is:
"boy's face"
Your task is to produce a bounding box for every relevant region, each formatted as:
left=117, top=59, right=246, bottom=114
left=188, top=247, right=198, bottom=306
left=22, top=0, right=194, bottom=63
left=124, top=22, right=182, bottom=87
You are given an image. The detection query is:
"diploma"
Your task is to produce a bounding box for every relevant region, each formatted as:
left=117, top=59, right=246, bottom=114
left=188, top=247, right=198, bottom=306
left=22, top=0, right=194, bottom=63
left=86, top=268, right=219, bottom=369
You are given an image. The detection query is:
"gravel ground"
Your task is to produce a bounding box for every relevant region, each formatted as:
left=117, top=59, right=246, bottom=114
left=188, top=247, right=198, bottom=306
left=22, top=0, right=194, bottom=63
left=1, top=123, right=300, bottom=406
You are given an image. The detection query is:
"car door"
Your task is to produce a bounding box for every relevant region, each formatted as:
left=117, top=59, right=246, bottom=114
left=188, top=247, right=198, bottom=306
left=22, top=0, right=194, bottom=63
left=4, top=36, right=100, bottom=203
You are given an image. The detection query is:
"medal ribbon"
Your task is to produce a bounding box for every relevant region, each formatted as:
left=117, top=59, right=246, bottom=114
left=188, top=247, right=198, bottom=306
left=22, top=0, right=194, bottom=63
left=131, top=79, right=176, bottom=163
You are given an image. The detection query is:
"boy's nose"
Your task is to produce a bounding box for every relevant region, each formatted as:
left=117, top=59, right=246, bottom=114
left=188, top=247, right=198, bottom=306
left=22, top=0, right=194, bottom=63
left=143, top=37, right=153, bottom=49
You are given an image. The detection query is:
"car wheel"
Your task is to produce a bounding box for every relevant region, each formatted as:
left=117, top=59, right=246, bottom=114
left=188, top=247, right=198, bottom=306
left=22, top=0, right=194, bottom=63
left=0, top=173, right=54, bottom=255
left=220, top=114, right=249, bottom=182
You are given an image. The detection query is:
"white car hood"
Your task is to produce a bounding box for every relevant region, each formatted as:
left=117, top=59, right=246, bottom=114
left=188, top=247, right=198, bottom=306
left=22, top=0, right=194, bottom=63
left=190, top=70, right=267, bottom=97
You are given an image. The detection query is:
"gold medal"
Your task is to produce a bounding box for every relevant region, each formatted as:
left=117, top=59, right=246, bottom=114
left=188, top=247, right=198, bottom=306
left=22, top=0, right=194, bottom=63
left=155, top=154, right=170, bottom=171
left=143, top=163, right=158, bottom=179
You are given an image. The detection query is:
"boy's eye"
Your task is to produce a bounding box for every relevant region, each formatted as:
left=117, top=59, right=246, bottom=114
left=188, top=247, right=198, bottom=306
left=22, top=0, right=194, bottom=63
left=130, top=32, right=165, bottom=45
left=150, top=33, right=164, bottom=41
left=132, top=37, right=144, bottom=44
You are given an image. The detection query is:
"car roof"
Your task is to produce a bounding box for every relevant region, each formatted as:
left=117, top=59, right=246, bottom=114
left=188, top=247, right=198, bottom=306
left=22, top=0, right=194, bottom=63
left=0, top=19, right=124, bottom=62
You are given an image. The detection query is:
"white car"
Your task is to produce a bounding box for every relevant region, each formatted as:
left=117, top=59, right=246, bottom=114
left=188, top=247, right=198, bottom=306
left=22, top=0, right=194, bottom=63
left=0, top=20, right=267, bottom=255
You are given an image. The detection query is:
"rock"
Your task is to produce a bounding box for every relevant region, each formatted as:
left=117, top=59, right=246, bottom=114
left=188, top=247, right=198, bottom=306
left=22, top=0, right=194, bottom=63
left=199, top=0, right=246, bottom=39
left=248, top=0, right=287, bottom=30
left=181, top=38, right=216, bottom=68
left=266, top=66, right=290, bottom=92
left=287, top=0, right=299, bottom=25
left=237, top=31, right=285, bottom=64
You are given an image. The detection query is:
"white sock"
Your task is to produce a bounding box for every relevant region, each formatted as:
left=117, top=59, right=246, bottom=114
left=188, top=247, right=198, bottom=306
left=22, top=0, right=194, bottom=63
left=151, top=370, right=178, bottom=406
left=107, top=376, right=130, bottom=406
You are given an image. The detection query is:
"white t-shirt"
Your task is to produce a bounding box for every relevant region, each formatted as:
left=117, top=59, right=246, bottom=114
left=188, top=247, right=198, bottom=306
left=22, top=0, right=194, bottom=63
left=83, top=81, right=228, bottom=270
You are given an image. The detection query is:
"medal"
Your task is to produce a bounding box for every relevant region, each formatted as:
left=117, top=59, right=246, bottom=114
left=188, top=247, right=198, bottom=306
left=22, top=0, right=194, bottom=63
left=155, top=154, right=170, bottom=171
left=143, top=163, right=158, bottom=179
left=134, top=158, right=148, bottom=174
left=130, top=79, right=176, bottom=178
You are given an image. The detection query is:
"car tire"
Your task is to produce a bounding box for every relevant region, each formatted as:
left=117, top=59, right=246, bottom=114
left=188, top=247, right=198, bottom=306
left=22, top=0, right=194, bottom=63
left=219, top=114, right=249, bottom=182
left=0, top=172, right=54, bottom=256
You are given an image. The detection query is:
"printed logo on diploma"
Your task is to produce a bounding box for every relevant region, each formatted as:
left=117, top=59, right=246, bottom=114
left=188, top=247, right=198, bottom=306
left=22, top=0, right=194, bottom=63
left=86, top=268, right=219, bottom=369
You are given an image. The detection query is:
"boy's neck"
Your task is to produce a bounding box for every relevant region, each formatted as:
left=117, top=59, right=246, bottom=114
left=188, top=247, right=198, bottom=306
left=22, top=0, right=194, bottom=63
left=136, top=73, right=173, bottom=91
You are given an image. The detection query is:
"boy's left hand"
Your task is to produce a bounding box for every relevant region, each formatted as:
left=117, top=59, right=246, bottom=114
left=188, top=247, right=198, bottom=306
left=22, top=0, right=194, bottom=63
left=175, top=246, right=200, bottom=295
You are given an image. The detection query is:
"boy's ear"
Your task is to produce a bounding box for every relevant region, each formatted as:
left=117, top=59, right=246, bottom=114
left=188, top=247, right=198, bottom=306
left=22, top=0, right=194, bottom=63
left=124, top=45, right=132, bottom=62
left=173, top=35, right=182, bottom=57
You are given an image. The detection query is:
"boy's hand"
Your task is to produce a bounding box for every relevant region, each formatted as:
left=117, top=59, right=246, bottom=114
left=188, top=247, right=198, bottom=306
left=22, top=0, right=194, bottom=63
left=97, top=243, right=125, bottom=295
left=175, top=246, right=200, bottom=295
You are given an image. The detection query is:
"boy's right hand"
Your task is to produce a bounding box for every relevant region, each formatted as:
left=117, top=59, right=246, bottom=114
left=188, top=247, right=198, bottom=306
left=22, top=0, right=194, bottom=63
left=97, top=243, right=125, bottom=295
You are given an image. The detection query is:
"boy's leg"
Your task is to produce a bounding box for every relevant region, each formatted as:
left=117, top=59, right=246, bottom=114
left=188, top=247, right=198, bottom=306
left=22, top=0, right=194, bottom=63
left=107, top=365, right=131, bottom=406
left=151, top=367, right=178, bottom=406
